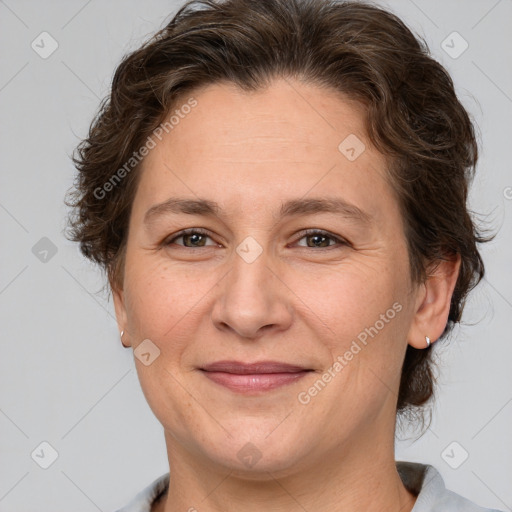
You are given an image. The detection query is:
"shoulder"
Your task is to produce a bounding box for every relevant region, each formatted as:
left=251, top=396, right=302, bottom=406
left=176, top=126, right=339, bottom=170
left=113, top=473, right=170, bottom=512
left=397, top=461, right=504, bottom=512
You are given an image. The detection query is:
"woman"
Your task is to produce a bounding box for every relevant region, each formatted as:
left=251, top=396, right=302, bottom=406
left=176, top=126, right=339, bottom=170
left=66, top=0, right=501, bottom=510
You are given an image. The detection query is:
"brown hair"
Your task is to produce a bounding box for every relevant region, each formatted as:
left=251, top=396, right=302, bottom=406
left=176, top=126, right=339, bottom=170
left=66, top=0, right=491, bottom=416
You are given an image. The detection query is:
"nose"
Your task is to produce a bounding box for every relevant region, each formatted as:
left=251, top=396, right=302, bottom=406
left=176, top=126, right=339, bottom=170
left=211, top=245, right=293, bottom=340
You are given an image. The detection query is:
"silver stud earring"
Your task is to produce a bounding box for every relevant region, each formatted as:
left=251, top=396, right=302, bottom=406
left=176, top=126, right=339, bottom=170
left=425, top=336, right=431, bottom=348
left=120, top=330, right=124, bottom=338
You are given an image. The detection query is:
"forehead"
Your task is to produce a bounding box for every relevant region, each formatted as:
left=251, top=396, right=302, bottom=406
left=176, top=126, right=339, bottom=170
left=133, top=78, right=395, bottom=225
left=164, top=79, right=369, bottom=161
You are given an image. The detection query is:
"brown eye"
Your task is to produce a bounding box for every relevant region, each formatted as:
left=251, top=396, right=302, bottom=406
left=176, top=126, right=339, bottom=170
left=295, top=229, right=347, bottom=249
left=166, top=229, right=217, bottom=248
left=182, top=233, right=208, bottom=247
left=305, top=234, right=332, bottom=247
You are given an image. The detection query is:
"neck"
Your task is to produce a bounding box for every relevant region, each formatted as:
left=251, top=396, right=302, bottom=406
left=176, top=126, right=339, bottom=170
left=157, top=422, right=417, bottom=512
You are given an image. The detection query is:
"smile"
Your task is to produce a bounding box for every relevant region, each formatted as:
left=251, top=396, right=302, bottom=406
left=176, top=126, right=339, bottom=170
left=199, top=361, right=313, bottom=393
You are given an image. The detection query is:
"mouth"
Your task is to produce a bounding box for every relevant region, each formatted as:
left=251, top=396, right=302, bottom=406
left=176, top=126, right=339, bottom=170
left=199, top=360, right=314, bottom=393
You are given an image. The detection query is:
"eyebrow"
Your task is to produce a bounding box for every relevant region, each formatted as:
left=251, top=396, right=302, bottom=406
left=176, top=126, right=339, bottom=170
left=143, top=197, right=372, bottom=226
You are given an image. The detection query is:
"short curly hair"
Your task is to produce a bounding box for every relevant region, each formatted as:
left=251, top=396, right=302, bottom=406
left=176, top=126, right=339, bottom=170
left=66, top=0, right=491, bottom=416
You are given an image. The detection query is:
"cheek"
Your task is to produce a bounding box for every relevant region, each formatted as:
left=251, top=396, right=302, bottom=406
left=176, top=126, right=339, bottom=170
left=288, top=263, right=401, bottom=346
left=134, top=357, right=205, bottom=444
left=122, top=259, right=208, bottom=433
left=123, top=257, right=208, bottom=337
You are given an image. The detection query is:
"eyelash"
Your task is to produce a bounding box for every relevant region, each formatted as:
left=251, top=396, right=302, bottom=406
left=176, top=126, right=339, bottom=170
left=164, top=228, right=349, bottom=249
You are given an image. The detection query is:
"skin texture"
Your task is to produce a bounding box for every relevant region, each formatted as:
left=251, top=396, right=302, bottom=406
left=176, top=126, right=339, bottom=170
left=113, top=78, right=460, bottom=512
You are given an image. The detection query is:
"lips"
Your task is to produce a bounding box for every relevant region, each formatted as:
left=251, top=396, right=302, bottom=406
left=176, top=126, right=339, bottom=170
left=201, top=360, right=309, bottom=374
left=200, top=360, right=312, bottom=393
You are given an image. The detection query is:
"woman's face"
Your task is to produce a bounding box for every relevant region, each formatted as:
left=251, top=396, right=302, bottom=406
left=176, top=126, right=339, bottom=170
left=114, top=79, right=425, bottom=475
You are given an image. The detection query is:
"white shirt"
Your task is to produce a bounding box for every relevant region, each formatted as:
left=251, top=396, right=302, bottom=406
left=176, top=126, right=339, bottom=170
left=114, top=461, right=504, bottom=511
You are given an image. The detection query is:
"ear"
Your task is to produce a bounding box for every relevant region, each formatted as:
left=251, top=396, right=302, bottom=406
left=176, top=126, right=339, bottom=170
left=407, top=254, right=461, bottom=349
left=111, top=278, right=131, bottom=347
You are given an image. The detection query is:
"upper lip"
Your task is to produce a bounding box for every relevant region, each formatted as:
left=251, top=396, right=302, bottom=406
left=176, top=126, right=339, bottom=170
left=200, top=361, right=311, bottom=374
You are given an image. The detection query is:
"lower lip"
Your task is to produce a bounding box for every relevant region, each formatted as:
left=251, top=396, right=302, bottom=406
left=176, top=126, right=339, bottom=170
left=201, top=371, right=310, bottom=393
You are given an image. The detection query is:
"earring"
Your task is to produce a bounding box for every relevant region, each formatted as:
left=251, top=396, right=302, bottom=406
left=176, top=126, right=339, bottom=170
left=120, top=330, right=129, bottom=348
left=425, top=336, right=431, bottom=348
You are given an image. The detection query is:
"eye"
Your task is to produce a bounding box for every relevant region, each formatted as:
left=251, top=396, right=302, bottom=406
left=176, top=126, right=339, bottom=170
left=164, top=228, right=349, bottom=250
left=293, top=229, right=348, bottom=249
left=165, top=228, right=219, bottom=248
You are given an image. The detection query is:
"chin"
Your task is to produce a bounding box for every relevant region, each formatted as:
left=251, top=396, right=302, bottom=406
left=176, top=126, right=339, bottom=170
left=193, top=419, right=311, bottom=477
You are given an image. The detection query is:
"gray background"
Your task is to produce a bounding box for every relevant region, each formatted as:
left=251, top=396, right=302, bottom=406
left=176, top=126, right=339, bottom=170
left=0, top=0, right=511, bottom=510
